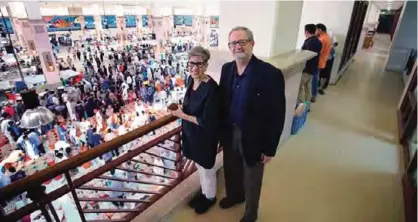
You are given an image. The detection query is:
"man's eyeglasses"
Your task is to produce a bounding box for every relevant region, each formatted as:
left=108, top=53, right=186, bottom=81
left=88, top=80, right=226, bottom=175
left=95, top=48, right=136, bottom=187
left=228, top=39, right=251, bottom=48
left=187, top=61, right=206, bottom=68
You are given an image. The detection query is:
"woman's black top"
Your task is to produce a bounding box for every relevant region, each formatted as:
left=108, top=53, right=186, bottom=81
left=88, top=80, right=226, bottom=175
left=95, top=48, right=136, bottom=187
left=181, top=76, right=220, bottom=169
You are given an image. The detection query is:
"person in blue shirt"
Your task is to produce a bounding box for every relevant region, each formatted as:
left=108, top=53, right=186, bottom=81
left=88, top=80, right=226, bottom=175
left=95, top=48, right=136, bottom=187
left=146, top=85, right=155, bottom=104
left=20, top=133, right=39, bottom=159
left=298, top=24, right=322, bottom=103
left=56, top=123, right=67, bottom=141
left=0, top=170, right=10, bottom=189
left=101, top=78, right=109, bottom=91
left=7, top=121, right=20, bottom=142
left=28, top=130, right=45, bottom=155
left=86, top=126, right=94, bottom=148
left=90, top=128, right=102, bottom=148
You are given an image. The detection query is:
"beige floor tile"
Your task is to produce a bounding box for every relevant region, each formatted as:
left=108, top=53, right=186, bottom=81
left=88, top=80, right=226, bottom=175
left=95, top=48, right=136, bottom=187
left=163, top=34, right=405, bottom=222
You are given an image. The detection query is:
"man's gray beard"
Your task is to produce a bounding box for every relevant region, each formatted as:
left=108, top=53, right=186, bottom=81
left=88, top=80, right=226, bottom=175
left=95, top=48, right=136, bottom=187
left=234, top=52, right=247, bottom=60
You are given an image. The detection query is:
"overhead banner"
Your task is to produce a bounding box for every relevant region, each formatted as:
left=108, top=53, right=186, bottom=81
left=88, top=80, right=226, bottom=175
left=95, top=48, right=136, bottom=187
left=174, top=15, right=193, bottom=27
left=125, top=15, right=137, bottom=28
left=0, top=17, right=14, bottom=34
left=43, top=16, right=82, bottom=32
left=101, top=15, right=117, bottom=29
left=84, top=16, right=95, bottom=29
left=210, top=16, right=219, bottom=28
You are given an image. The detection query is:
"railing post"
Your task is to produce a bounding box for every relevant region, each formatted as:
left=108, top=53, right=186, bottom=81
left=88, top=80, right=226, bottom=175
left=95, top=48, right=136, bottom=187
left=64, top=172, right=87, bottom=222
left=27, top=185, right=55, bottom=222
left=47, top=202, right=60, bottom=222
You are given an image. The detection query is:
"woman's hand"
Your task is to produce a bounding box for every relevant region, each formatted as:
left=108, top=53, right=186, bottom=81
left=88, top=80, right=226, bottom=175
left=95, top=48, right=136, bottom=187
left=170, top=107, right=184, bottom=119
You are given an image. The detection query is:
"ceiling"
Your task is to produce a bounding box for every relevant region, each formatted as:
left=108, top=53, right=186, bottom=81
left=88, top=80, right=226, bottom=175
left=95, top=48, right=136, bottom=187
left=373, top=0, right=405, bottom=10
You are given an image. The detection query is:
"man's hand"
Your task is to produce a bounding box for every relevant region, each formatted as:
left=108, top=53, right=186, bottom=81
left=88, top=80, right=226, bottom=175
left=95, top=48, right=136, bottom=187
left=261, top=154, right=273, bottom=164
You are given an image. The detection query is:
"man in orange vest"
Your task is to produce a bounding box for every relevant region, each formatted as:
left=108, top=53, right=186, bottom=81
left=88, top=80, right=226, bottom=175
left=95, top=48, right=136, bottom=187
left=312, top=23, right=332, bottom=102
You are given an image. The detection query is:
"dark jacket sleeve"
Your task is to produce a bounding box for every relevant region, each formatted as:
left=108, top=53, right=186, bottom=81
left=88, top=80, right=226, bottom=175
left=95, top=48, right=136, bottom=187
left=196, top=83, right=220, bottom=133
left=261, top=66, right=286, bottom=157
left=218, top=63, right=229, bottom=147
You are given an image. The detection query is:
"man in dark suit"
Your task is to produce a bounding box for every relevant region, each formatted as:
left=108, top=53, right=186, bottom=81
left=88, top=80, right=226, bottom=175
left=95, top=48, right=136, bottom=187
left=218, top=26, right=286, bottom=222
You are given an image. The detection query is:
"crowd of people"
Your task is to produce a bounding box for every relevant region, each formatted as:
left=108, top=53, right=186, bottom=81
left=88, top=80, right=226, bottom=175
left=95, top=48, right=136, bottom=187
left=298, top=23, right=338, bottom=109
left=0, top=35, right=192, bottom=190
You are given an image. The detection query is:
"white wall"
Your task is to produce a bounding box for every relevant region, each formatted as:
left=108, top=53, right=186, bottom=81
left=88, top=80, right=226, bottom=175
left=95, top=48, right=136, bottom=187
left=218, top=1, right=277, bottom=58
left=8, top=2, right=28, bottom=19
left=390, top=0, right=417, bottom=50
left=271, top=1, right=304, bottom=57
left=386, top=0, right=417, bottom=71
left=296, top=0, right=355, bottom=84
left=40, top=7, right=69, bottom=16
left=366, top=2, right=381, bottom=25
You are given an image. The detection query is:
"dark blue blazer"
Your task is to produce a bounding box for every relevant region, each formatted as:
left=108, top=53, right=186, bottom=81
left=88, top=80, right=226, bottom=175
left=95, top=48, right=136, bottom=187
left=219, top=55, right=286, bottom=166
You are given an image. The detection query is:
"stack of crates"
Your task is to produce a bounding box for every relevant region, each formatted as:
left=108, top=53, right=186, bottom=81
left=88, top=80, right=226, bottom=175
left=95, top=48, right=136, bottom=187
left=291, top=102, right=309, bottom=135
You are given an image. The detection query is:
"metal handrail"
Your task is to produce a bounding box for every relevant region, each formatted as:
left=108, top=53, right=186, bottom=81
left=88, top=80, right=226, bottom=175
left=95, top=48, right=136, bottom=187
left=0, top=114, right=185, bottom=222
left=0, top=115, right=177, bottom=200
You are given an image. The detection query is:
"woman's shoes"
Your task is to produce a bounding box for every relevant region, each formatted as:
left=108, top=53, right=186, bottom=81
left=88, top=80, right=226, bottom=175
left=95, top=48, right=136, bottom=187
left=194, top=197, right=217, bottom=214
left=188, top=192, right=205, bottom=208
left=188, top=192, right=217, bottom=214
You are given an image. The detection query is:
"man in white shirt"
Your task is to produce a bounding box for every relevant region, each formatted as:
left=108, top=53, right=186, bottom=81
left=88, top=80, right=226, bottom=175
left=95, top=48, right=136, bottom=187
left=130, top=111, right=148, bottom=131
left=0, top=117, right=11, bottom=134
left=126, top=75, right=133, bottom=88
left=104, top=129, right=119, bottom=157
left=134, top=101, right=145, bottom=114
left=66, top=99, right=77, bottom=121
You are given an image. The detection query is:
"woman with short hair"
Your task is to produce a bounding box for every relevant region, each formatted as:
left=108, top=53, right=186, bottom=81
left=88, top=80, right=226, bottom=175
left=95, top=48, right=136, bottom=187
left=170, top=46, right=220, bottom=214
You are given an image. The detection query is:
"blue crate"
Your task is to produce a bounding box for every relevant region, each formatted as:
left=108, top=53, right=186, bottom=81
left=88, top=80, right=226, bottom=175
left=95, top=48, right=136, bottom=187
left=291, top=102, right=309, bottom=135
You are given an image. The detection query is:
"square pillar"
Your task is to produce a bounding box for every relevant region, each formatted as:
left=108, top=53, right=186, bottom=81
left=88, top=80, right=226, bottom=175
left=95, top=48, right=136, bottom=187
left=117, top=16, right=127, bottom=44
left=9, top=2, right=61, bottom=86
left=218, top=1, right=303, bottom=58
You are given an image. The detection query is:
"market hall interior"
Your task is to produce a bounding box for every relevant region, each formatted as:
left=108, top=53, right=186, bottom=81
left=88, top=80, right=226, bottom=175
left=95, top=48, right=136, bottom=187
left=0, top=1, right=416, bottom=222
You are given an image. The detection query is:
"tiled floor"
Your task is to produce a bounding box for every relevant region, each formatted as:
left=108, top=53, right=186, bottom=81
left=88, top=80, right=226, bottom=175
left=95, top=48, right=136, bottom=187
left=162, top=34, right=406, bottom=222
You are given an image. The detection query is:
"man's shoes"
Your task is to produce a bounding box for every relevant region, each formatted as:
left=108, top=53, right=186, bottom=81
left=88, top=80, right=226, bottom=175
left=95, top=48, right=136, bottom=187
left=318, top=89, right=325, bottom=95
left=188, top=192, right=205, bottom=209
left=310, top=97, right=316, bottom=103
left=219, top=197, right=245, bottom=209
left=240, top=217, right=257, bottom=222
left=194, top=197, right=217, bottom=214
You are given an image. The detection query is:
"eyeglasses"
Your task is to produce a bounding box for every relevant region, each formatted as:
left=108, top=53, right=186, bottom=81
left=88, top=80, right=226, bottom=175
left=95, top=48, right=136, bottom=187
left=228, top=39, right=251, bottom=48
left=187, top=61, right=206, bottom=68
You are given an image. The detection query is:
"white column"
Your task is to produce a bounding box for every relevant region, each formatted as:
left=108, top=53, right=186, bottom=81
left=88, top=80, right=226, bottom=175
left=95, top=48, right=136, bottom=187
left=94, top=15, right=102, bottom=40
left=219, top=1, right=303, bottom=58
left=9, top=1, right=61, bottom=86
left=68, top=6, right=85, bottom=40
left=149, top=5, right=173, bottom=60
left=218, top=1, right=277, bottom=58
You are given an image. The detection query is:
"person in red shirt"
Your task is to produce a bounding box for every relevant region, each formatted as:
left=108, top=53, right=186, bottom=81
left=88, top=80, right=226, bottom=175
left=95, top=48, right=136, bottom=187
left=4, top=103, right=15, bottom=120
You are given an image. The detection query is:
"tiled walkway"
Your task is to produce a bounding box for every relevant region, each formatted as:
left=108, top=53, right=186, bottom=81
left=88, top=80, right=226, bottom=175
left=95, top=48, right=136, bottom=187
left=162, top=34, right=406, bottom=222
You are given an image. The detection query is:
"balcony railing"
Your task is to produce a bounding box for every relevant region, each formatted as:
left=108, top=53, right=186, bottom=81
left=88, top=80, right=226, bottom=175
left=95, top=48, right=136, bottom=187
left=0, top=114, right=210, bottom=222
